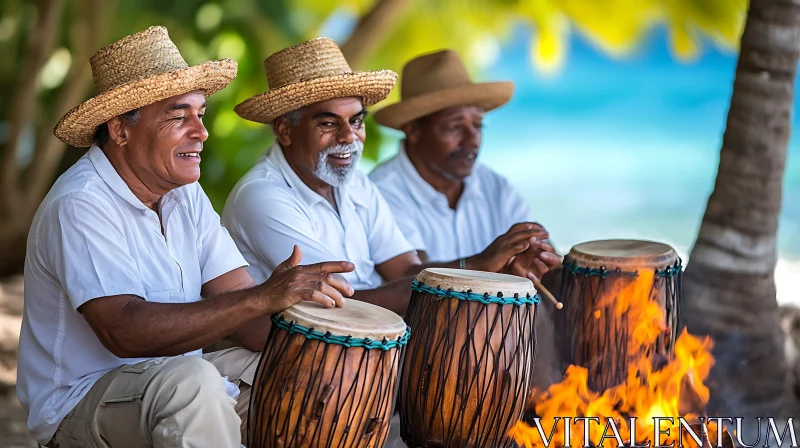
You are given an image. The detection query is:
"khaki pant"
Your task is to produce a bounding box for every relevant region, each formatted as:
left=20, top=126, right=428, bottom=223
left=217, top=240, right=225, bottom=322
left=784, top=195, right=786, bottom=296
left=45, top=348, right=260, bottom=448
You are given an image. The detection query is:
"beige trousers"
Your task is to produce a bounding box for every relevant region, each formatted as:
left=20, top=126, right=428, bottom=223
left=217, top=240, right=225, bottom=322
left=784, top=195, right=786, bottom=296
left=45, top=347, right=260, bottom=448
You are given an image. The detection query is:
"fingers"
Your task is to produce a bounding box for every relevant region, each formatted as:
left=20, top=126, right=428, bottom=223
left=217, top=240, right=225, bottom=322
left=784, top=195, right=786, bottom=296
left=538, top=251, right=562, bottom=269
left=317, top=281, right=347, bottom=307
left=508, top=222, right=549, bottom=239
left=308, top=289, right=341, bottom=308
left=321, top=272, right=354, bottom=297
left=304, top=260, right=356, bottom=274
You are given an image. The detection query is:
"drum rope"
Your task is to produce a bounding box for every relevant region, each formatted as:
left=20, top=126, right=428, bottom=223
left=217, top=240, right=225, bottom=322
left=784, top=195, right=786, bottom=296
left=562, top=261, right=683, bottom=279
left=270, top=314, right=411, bottom=350
left=400, top=285, right=538, bottom=447
left=410, top=281, right=541, bottom=305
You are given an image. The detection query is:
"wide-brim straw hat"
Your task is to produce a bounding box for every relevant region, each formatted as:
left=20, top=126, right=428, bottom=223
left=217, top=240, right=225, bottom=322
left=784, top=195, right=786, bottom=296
left=373, top=49, right=514, bottom=130
left=54, top=26, right=237, bottom=147
left=234, top=37, right=397, bottom=124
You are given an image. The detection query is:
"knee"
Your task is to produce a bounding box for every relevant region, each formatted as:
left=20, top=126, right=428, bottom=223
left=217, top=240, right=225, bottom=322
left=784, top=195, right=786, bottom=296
left=151, top=356, right=226, bottom=402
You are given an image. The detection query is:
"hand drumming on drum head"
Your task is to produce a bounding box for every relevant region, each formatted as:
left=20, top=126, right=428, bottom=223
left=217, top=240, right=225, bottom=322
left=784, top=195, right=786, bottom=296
left=257, top=245, right=355, bottom=314
left=465, top=223, right=550, bottom=273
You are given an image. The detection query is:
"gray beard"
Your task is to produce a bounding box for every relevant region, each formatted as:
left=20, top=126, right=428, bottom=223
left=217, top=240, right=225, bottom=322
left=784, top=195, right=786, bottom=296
left=314, top=140, right=363, bottom=187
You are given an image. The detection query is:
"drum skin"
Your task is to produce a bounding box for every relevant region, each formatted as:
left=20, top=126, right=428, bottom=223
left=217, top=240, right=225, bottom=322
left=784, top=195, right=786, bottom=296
left=248, top=301, right=408, bottom=448
left=399, top=269, right=538, bottom=448
left=555, top=239, right=682, bottom=393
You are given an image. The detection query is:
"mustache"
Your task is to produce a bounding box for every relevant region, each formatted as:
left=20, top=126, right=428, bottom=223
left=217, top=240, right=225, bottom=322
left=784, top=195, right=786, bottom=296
left=321, top=141, right=364, bottom=156
left=447, top=148, right=477, bottom=159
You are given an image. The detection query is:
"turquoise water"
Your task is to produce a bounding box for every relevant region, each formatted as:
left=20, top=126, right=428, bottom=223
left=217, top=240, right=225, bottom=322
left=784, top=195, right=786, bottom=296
left=371, top=25, right=800, bottom=264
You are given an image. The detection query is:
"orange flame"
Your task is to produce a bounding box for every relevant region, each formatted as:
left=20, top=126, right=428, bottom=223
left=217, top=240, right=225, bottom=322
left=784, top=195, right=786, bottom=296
left=511, top=270, right=715, bottom=447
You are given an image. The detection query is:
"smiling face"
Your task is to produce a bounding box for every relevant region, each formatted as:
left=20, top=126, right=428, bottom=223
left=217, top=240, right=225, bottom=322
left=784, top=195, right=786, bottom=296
left=404, top=105, right=485, bottom=181
left=275, top=97, right=367, bottom=188
left=108, top=91, right=209, bottom=192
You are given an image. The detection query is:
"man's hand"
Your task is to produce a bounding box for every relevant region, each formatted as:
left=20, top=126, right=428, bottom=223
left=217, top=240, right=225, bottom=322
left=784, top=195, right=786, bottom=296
left=255, top=245, right=355, bottom=314
left=466, top=223, right=550, bottom=273
left=506, top=237, right=561, bottom=283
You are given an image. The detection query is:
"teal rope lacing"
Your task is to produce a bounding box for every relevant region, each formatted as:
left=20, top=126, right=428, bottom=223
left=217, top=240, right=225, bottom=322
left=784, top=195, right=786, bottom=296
left=270, top=314, right=410, bottom=351
left=563, top=261, right=683, bottom=279
left=410, top=281, right=540, bottom=306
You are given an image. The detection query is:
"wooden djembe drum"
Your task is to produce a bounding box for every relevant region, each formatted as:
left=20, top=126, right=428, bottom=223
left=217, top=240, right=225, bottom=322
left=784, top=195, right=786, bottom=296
left=248, top=300, right=409, bottom=448
left=399, top=268, right=539, bottom=448
left=556, top=239, right=682, bottom=392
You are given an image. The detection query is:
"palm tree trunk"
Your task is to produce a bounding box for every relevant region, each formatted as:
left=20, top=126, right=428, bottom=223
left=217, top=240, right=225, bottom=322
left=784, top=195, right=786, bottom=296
left=682, top=0, right=800, bottom=438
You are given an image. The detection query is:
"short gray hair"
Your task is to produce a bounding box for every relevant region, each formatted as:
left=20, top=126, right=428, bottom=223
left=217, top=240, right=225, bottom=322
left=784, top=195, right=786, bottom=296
left=92, top=109, right=141, bottom=147
left=272, top=108, right=304, bottom=133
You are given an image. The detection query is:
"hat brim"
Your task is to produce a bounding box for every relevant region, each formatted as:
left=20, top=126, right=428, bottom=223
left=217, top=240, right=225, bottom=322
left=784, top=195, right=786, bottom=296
left=373, top=81, right=514, bottom=130
left=233, top=70, right=397, bottom=124
left=54, top=59, right=238, bottom=148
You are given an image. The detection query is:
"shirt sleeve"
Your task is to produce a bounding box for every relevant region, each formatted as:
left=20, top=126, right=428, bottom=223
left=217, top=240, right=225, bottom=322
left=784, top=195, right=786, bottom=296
left=373, top=185, right=427, bottom=253
left=193, top=183, right=248, bottom=284
left=41, top=192, right=146, bottom=310
left=366, top=182, right=416, bottom=265
left=226, top=181, right=343, bottom=272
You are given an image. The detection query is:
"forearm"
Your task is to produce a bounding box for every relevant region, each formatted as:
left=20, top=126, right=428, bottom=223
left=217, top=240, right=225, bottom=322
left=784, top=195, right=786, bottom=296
left=100, top=290, right=261, bottom=358
left=352, top=277, right=415, bottom=317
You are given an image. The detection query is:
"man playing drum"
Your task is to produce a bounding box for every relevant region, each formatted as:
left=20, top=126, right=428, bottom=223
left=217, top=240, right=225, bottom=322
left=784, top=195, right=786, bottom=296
left=369, top=49, right=560, bottom=282
left=222, top=38, right=553, bottom=321
left=16, top=27, right=354, bottom=448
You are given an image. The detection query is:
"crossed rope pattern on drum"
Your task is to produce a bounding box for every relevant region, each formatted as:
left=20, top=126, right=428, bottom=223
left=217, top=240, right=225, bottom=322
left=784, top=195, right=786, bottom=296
left=562, top=261, right=683, bottom=279
left=557, top=261, right=682, bottom=392
left=270, top=314, right=411, bottom=351
left=410, top=280, right=541, bottom=305
left=400, top=282, right=538, bottom=447
left=249, top=317, right=407, bottom=447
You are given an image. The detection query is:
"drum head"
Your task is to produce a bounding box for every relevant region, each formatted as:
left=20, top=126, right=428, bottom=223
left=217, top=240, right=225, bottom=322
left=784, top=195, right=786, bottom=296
left=277, top=299, right=408, bottom=341
left=567, top=239, right=678, bottom=269
left=415, top=268, right=536, bottom=297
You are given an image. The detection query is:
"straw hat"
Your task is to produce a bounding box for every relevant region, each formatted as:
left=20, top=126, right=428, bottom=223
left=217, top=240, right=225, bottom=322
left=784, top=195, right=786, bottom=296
left=373, top=50, right=514, bottom=130
left=234, top=37, right=397, bottom=124
left=54, top=26, right=237, bottom=147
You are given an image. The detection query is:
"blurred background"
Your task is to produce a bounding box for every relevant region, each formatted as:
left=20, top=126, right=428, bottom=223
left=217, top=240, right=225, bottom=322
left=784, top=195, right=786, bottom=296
left=1, top=0, right=799, bottom=446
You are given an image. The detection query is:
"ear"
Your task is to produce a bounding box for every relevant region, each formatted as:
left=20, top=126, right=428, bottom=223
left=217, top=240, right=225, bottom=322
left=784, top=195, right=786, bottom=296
left=273, top=117, right=294, bottom=147
left=402, top=121, right=421, bottom=145
left=107, top=116, right=129, bottom=147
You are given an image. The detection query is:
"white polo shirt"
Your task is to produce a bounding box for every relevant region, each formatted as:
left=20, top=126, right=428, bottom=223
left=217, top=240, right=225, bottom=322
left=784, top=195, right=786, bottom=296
left=16, top=145, right=247, bottom=444
left=221, top=141, right=415, bottom=289
left=369, top=147, right=532, bottom=262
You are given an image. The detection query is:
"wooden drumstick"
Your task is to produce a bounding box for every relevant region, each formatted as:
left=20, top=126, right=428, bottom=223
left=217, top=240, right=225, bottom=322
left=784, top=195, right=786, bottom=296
left=531, top=277, right=563, bottom=309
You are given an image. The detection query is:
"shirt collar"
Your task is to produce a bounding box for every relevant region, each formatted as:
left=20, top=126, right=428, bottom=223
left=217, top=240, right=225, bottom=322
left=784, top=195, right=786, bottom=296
left=267, top=140, right=329, bottom=208
left=87, top=145, right=149, bottom=211
left=396, top=143, right=482, bottom=206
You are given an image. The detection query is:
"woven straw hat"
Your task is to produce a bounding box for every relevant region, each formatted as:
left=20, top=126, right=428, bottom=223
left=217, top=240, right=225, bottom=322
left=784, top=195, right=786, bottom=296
left=373, top=50, right=514, bottom=130
left=54, top=26, right=237, bottom=147
left=234, top=37, right=397, bottom=124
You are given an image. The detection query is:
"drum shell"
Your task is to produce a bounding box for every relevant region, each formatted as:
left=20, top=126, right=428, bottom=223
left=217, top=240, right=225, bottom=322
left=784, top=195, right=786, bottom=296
left=555, top=253, right=681, bottom=393
left=399, top=290, right=537, bottom=448
left=248, top=325, right=404, bottom=448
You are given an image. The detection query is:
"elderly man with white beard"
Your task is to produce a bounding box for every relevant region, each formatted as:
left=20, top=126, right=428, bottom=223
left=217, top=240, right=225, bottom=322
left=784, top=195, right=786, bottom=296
left=222, top=38, right=550, bottom=331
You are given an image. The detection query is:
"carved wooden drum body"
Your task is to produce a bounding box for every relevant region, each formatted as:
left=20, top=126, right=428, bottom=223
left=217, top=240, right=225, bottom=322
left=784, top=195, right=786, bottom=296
left=556, top=239, right=682, bottom=392
left=399, top=268, right=539, bottom=448
left=248, top=300, right=409, bottom=448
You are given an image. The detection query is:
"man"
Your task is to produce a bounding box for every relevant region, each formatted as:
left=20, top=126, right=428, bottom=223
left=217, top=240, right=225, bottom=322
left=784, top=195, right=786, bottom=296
left=370, top=49, right=559, bottom=282
left=17, top=27, right=353, bottom=448
left=369, top=49, right=567, bottom=404
left=222, top=38, right=557, bottom=321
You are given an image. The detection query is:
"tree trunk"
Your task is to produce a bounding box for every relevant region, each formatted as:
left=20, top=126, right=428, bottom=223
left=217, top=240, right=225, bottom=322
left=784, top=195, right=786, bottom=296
left=682, top=0, right=800, bottom=438
left=339, top=0, right=412, bottom=68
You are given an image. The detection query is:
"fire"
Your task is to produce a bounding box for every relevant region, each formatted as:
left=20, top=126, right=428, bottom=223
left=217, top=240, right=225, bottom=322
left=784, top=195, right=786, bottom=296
left=511, top=269, right=716, bottom=447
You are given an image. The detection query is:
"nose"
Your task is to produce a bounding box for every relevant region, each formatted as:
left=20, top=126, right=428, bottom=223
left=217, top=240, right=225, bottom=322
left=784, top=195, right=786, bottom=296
left=336, top=122, right=357, bottom=145
left=187, top=114, right=209, bottom=142
left=462, top=125, right=480, bottom=150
